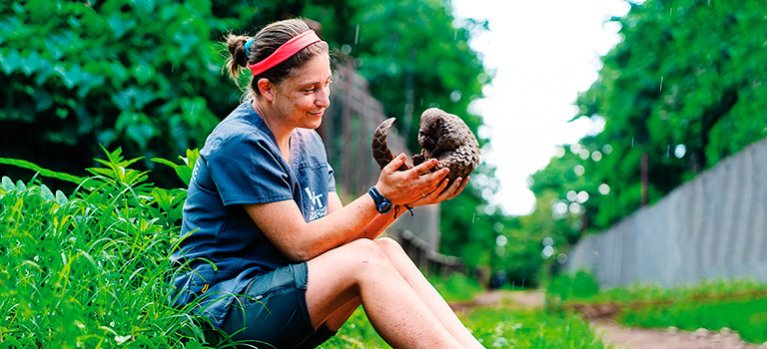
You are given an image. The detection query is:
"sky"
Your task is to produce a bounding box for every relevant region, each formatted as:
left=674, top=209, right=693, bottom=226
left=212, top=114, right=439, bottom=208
left=451, top=0, right=632, bottom=216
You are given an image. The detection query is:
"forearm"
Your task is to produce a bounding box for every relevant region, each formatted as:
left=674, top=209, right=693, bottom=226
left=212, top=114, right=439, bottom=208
left=297, top=194, right=382, bottom=258
left=356, top=206, right=400, bottom=240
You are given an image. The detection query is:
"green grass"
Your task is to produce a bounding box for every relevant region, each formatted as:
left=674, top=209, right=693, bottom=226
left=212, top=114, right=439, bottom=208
left=1, top=150, right=612, bottom=348
left=428, top=272, right=485, bottom=302
left=465, top=308, right=612, bottom=349
left=618, top=294, right=767, bottom=344
left=324, top=306, right=612, bottom=348
left=0, top=149, right=209, bottom=348
left=549, top=271, right=767, bottom=345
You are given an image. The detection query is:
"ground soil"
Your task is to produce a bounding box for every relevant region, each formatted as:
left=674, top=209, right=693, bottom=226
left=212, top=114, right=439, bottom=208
left=451, top=290, right=767, bottom=349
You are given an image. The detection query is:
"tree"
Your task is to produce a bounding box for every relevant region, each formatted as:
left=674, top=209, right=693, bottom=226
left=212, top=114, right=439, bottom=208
left=1, top=0, right=497, bottom=267
left=529, top=0, right=767, bottom=239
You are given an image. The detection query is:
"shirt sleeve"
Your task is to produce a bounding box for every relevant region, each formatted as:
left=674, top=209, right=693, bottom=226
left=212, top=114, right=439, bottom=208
left=206, top=133, right=293, bottom=206
left=326, top=163, right=337, bottom=193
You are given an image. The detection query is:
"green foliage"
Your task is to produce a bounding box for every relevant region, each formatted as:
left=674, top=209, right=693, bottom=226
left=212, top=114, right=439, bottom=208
left=325, top=304, right=611, bottom=348
left=0, top=0, right=227, bottom=181
left=0, top=149, right=212, bottom=348
left=427, top=272, right=485, bottom=302
left=577, top=0, right=767, bottom=227
left=575, top=279, right=767, bottom=305
left=302, top=0, right=495, bottom=270
left=521, top=0, right=767, bottom=279
left=558, top=279, right=767, bottom=345
left=464, top=308, right=612, bottom=349
left=621, top=298, right=767, bottom=344
left=152, top=148, right=200, bottom=187
left=2, top=0, right=496, bottom=271
left=546, top=270, right=601, bottom=303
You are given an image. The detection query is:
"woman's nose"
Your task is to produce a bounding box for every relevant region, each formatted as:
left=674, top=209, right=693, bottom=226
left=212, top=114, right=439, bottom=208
left=315, top=86, right=331, bottom=108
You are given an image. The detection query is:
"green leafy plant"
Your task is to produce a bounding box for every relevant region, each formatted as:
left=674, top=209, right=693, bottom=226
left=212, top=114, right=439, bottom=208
left=0, top=148, right=211, bottom=348
left=546, top=270, right=600, bottom=304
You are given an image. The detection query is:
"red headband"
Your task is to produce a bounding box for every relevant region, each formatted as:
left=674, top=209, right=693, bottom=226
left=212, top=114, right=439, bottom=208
left=247, top=30, right=322, bottom=76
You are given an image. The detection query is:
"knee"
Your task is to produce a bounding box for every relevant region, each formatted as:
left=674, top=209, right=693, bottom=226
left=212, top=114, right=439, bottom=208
left=375, top=237, right=404, bottom=254
left=345, top=238, right=389, bottom=263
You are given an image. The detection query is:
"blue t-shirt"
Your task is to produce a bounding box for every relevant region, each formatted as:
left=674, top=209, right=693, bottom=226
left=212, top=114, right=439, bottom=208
left=170, top=101, right=335, bottom=327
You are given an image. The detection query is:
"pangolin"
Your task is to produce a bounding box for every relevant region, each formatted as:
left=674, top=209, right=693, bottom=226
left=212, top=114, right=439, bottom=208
left=372, top=108, right=481, bottom=182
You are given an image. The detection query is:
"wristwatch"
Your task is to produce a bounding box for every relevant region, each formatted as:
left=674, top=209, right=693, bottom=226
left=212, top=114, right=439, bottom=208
left=368, top=186, right=393, bottom=214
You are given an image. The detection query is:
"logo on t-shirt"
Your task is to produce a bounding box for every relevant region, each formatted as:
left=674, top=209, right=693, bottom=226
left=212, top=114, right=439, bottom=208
left=305, top=187, right=327, bottom=220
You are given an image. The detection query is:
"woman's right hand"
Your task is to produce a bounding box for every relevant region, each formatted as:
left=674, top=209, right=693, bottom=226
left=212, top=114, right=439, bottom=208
left=375, top=153, right=449, bottom=204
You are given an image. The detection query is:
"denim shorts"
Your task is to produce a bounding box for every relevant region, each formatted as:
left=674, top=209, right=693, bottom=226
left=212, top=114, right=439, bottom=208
left=220, top=262, right=334, bottom=349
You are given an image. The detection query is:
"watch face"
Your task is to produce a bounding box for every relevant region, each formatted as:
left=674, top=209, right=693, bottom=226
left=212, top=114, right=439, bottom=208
left=379, top=201, right=392, bottom=213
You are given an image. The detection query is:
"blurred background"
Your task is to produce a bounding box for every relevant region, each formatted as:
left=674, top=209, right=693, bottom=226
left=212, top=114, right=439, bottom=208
left=2, top=0, right=766, bottom=290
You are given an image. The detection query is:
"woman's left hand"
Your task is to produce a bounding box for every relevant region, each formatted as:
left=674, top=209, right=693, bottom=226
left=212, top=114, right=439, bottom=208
left=405, top=176, right=469, bottom=208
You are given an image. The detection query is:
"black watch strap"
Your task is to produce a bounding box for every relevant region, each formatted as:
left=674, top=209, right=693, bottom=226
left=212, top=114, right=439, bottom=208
left=368, top=186, right=393, bottom=214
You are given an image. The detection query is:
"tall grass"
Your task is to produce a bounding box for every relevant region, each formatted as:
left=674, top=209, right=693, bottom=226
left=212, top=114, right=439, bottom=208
left=1, top=149, right=614, bottom=348
left=0, top=148, right=211, bottom=348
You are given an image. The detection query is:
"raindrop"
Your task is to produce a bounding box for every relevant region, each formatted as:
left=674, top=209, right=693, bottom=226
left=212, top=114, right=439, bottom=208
left=496, top=235, right=508, bottom=247
left=481, top=188, right=493, bottom=201
left=577, top=191, right=589, bottom=203
left=674, top=144, right=687, bottom=158
left=568, top=202, right=583, bottom=214
left=555, top=146, right=566, bottom=158
left=354, top=25, right=360, bottom=45
left=543, top=236, right=554, bottom=246
left=602, top=144, right=613, bottom=154
left=659, top=76, right=664, bottom=91
left=570, top=143, right=582, bottom=154
left=598, top=183, right=611, bottom=195
left=591, top=151, right=602, bottom=161
left=478, top=125, right=491, bottom=140
left=557, top=253, right=568, bottom=264
left=579, top=149, right=590, bottom=160
left=450, top=90, right=462, bottom=102
left=341, top=44, right=352, bottom=55
left=574, top=165, right=585, bottom=176
left=542, top=245, right=555, bottom=259
left=552, top=201, right=568, bottom=217
left=566, top=190, right=578, bottom=202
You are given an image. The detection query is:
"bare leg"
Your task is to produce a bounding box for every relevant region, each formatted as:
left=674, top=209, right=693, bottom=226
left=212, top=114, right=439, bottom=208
left=376, top=237, right=485, bottom=348
left=305, top=238, right=462, bottom=349
left=323, top=296, right=360, bottom=331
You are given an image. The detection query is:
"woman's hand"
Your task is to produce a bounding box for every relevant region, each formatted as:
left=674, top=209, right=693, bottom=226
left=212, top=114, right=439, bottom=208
left=375, top=153, right=449, bottom=204
left=406, top=175, right=470, bottom=208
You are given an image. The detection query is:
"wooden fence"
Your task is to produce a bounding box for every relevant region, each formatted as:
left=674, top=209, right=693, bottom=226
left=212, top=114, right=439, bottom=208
left=318, top=57, right=463, bottom=275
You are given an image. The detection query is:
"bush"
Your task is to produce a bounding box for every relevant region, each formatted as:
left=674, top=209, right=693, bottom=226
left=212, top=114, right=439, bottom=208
left=0, top=149, right=213, bottom=348
left=546, top=270, right=600, bottom=303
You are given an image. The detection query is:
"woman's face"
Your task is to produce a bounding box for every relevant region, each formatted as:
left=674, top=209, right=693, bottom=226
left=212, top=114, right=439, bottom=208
left=271, top=53, right=332, bottom=130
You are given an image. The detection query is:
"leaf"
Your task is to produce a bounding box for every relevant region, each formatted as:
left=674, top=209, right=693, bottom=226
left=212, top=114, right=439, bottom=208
left=20, top=50, right=47, bottom=76
left=0, top=157, right=83, bottom=184
left=55, top=190, right=68, bottom=205
left=40, top=184, right=54, bottom=200
left=1, top=176, right=14, bottom=192
left=0, top=49, right=21, bottom=74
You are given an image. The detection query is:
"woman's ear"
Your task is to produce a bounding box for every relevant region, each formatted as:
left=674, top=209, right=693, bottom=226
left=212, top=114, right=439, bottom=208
left=256, top=78, right=274, bottom=101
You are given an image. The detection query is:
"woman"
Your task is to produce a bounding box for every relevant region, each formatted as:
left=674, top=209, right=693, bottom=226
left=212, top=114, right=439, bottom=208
left=170, top=18, right=484, bottom=349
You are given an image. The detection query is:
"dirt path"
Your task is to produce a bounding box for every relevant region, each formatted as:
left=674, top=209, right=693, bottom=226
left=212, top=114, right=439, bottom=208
left=591, top=320, right=765, bottom=349
left=452, top=290, right=766, bottom=349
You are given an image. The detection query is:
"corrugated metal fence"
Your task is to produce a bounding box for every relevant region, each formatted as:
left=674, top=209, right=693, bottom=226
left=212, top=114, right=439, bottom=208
left=318, top=59, right=463, bottom=275
left=566, top=138, right=767, bottom=288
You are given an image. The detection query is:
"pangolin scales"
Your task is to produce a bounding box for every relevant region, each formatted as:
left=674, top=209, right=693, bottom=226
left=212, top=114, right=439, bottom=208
left=372, top=108, right=481, bottom=182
